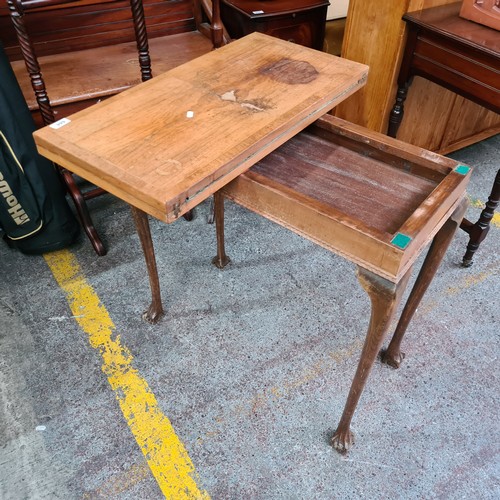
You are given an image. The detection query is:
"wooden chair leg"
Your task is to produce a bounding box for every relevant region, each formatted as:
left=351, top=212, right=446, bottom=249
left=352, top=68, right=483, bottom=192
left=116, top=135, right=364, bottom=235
left=331, top=266, right=412, bottom=454
left=460, top=169, right=500, bottom=267
left=130, top=0, right=153, bottom=82
left=130, top=206, right=164, bottom=323
left=61, top=169, right=107, bottom=256
left=381, top=198, right=468, bottom=368
left=212, top=190, right=231, bottom=269
left=387, top=82, right=409, bottom=138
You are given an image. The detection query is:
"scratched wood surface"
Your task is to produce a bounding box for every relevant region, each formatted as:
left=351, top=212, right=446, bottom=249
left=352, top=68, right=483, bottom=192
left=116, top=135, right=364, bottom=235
left=34, top=32, right=368, bottom=222
left=251, top=131, right=437, bottom=234
left=222, top=115, right=471, bottom=281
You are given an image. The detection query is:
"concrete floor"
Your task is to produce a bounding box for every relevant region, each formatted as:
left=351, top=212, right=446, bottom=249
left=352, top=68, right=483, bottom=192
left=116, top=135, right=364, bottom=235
left=1, top=134, right=499, bottom=499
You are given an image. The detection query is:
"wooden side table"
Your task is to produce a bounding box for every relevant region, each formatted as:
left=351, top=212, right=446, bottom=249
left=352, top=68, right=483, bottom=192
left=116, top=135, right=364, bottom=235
left=388, top=2, right=500, bottom=266
left=221, top=0, right=329, bottom=50
left=32, top=32, right=471, bottom=453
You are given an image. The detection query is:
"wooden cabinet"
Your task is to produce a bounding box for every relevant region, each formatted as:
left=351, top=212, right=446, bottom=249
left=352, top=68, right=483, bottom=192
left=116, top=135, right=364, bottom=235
left=0, top=0, right=220, bottom=128
left=336, top=0, right=500, bottom=154
left=388, top=3, right=499, bottom=150
left=221, top=0, right=329, bottom=50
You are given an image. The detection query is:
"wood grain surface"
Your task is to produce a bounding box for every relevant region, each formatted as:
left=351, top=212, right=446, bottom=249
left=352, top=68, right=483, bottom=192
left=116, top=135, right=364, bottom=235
left=34, top=33, right=368, bottom=222
left=222, top=115, right=471, bottom=281
left=11, top=32, right=214, bottom=110
left=336, top=0, right=499, bottom=153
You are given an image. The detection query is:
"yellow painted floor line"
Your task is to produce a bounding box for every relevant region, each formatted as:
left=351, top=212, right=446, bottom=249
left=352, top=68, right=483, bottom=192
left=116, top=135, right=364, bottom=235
left=44, top=249, right=209, bottom=500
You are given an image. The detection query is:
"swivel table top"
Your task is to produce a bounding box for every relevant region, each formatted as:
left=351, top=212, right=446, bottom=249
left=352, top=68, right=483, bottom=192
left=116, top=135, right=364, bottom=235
left=33, top=33, right=368, bottom=223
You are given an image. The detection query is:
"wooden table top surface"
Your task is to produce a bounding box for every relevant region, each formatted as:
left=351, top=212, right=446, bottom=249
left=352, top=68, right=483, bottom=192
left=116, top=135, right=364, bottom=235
left=34, top=33, right=368, bottom=222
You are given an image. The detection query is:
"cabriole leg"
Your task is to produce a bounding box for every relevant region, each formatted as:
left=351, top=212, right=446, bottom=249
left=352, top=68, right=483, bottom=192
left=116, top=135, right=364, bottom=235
left=382, top=198, right=468, bottom=368
left=130, top=206, right=164, bottom=323
left=331, top=267, right=412, bottom=454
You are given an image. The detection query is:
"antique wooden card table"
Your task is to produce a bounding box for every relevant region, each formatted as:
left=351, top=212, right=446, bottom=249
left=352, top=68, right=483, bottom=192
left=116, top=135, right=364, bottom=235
left=33, top=32, right=470, bottom=453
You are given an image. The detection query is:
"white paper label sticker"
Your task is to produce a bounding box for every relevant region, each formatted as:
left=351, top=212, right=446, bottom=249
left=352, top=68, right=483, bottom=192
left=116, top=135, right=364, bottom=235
left=49, top=118, right=71, bottom=129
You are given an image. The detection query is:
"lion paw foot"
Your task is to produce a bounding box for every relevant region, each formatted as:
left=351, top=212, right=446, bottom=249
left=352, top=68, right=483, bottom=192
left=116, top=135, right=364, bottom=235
left=212, top=255, right=231, bottom=269
left=331, top=427, right=354, bottom=454
left=381, top=349, right=405, bottom=369
left=142, top=304, right=164, bottom=324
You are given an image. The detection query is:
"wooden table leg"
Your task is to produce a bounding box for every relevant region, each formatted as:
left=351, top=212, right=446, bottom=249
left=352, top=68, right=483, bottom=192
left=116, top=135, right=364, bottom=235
left=387, top=82, right=410, bottom=138
left=460, top=169, right=499, bottom=267
left=130, top=206, right=164, bottom=323
left=60, top=169, right=107, bottom=257
left=183, top=209, right=194, bottom=221
left=212, top=190, right=231, bottom=269
left=382, top=198, right=468, bottom=368
left=331, top=266, right=412, bottom=454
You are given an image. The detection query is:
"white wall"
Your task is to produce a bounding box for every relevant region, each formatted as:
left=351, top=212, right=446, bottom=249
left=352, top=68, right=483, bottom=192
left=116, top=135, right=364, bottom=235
left=327, top=0, right=349, bottom=19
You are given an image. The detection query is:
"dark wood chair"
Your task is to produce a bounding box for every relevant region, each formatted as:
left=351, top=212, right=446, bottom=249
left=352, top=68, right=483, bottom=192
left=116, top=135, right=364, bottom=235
left=6, top=0, right=224, bottom=255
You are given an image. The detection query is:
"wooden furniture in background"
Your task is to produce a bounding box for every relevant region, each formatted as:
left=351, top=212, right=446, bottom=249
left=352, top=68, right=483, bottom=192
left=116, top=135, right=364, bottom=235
left=461, top=170, right=500, bottom=266
left=388, top=3, right=499, bottom=134
left=214, top=114, right=470, bottom=452
left=3, top=0, right=224, bottom=255
left=459, top=0, right=500, bottom=30
left=336, top=0, right=500, bottom=154
left=1, top=0, right=226, bottom=127
left=220, top=0, right=329, bottom=50
left=6, top=0, right=151, bottom=256
left=388, top=3, right=499, bottom=266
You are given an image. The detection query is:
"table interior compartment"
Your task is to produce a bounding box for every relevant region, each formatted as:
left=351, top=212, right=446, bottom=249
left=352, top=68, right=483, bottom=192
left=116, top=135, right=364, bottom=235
left=250, top=127, right=439, bottom=235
